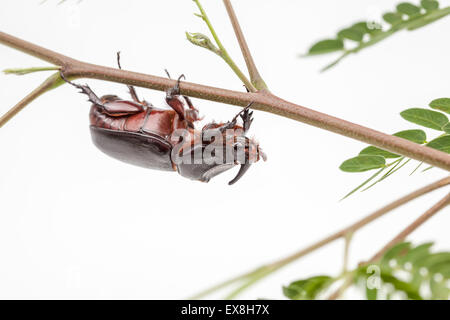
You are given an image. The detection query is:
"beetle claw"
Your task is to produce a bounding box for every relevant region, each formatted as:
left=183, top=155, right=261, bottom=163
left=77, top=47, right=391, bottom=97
left=240, top=105, right=254, bottom=133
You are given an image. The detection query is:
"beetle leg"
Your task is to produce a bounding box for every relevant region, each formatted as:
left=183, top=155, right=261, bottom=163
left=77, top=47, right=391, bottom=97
left=217, top=102, right=254, bottom=133
left=240, top=103, right=254, bottom=133
left=60, top=71, right=106, bottom=107
left=165, top=73, right=188, bottom=120
left=116, top=52, right=142, bottom=104
left=182, top=95, right=201, bottom=123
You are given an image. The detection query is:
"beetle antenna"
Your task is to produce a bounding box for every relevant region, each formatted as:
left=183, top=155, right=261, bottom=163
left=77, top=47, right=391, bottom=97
left=164, top=69, right=171, bottom=79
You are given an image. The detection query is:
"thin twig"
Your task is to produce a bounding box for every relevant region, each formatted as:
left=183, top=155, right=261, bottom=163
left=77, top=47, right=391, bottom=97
left=1, top=31, right=449, bottom=170
left=327, top=274, right=355, bottom=300
left=342, top=232, right=353, bottom=274
left=192, top=0, right=256, bottom=92
left=187, top=267, right=264, bottom=300
left=222, top=0, right=267, bottom=91
left=0, top=72, right=64, bottom=127
left=191, top=176, right=450, bottom=299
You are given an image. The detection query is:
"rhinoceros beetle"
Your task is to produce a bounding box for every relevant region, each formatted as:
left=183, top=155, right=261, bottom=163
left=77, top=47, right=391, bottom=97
left=60, top=53, right=266, bottom=184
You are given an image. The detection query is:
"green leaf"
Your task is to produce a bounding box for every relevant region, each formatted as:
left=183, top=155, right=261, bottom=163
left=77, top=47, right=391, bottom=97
left=350, top=22, right=370, bottom=34
left=419, top=252, right=450, bottom=271
left=340, top=155, right=386, bottom=172
left=393, top=129, right=427, bottom=144
left=283, top=276, right=333, bottom=300
left=400, top=108, right=449, bottom=130
left=437, top=264, right=450, bottom=278
left=397, top=3, right=422, bottom=17
left=366, top=286, right=378, bottom=300
left=359, top=146, right=400, bottom=158
left=307, top=39, right=344, bottom=55
left=429, top=98, right=450, bottom=114
left=383, top=12, right=404, bottom=25
left=430, top=278, right=449, bottom=299
left=426, top=135, right=450, bottom=153
left=355, top=242, right=450, bottom=300
left=401, top=242, right=434, bottom=265
left=380, top=273, right=423, bottom=300
left=443, top=122, right=450, bottom=134
left=421, top=0, right=439, bottom=11
left=337, top=28, right=364, bottom=42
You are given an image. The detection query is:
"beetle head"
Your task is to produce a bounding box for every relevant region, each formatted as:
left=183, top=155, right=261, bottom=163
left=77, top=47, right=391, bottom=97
left=173, top=127, right=266, bottom=184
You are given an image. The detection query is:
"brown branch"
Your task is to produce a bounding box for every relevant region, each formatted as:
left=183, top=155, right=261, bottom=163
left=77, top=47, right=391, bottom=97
left=191, top=176, right=450, bottom=299
left=222, top=0, right=267, bottom=91
left=0, top=72, right=64, bottom=127
left=1, top=31, right=450, bottom=171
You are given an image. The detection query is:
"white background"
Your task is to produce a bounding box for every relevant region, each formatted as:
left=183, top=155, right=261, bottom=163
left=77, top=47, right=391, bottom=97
left=0, top=0, right=449, bottom=299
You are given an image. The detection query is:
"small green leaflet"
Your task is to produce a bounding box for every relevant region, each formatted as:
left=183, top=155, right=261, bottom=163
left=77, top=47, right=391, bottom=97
left=393, top=129, right=427, bottom=143
left=383, top=12, right=404, bottom=25
left=359, top=146, right=399, bottom=158
left=397, top=3, right=422, bottom=17
left=429, top=98, right=450, bottom=114
left=421, top=0, right=440, bottom=11
left=283, top=276, right=333, bottom=300
left=340, top=155, right=386, bottom=172
left=337, top=28, right=364, bottom=41
left=443, top=123, right=450, bottom=134
left=400, top=108, right=448, bottom=130
left=307, top=39, right=344, bottom=55
left=426, top=135, right=450, bottom=153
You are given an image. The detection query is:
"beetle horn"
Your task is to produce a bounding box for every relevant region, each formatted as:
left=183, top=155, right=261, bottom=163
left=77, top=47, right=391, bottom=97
left=228, top=163, right=251, bottom=185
